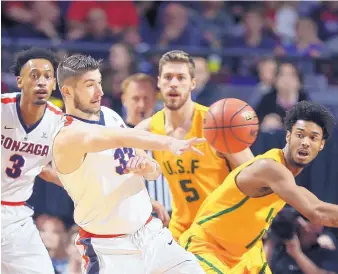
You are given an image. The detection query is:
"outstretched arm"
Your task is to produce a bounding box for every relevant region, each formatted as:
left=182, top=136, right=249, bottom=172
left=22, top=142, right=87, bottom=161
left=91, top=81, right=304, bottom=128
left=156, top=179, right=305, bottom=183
left=55, top=121, right=204, bottom=156
left=238, top=159, right=338, bottom=227
left=53, top=121, right=204, bottom=174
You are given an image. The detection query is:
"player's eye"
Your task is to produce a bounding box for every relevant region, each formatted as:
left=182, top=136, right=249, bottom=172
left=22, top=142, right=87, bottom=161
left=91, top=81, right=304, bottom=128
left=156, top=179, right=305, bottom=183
left=296, top=133, right=303, bottom=138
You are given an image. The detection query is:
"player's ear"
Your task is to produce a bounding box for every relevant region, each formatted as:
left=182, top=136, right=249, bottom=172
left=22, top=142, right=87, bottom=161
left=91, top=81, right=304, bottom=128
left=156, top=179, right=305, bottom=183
left=16, top=76, right=23, bottom=89
left=191, top=77, right=196, bottom=91
left=286, top=130, right=291, bottom=144
left=157, top=76, right=160, bottom=89
left=61, top=86, right=71, bottom=98
left=319, top=139, right=325, bottom=151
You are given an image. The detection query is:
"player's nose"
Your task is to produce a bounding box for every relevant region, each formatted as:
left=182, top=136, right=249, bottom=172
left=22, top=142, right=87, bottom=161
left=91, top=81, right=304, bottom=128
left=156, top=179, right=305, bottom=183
left=301, top=137, right=310, bottom=147
left=37, top=77, right=47, bottom=87
left=170, top=77, right=179, bottom=87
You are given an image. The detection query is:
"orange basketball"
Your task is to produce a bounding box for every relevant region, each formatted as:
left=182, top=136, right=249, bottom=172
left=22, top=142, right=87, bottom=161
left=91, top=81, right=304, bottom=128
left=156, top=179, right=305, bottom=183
left=203, top=98, right=259, bottom=154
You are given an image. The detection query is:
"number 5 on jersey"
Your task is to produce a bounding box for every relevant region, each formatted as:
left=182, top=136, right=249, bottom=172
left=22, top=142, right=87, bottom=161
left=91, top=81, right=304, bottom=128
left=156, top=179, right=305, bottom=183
left=179, top=179, right=200, bottom=202
left=6, top=154, right=25, bottom=178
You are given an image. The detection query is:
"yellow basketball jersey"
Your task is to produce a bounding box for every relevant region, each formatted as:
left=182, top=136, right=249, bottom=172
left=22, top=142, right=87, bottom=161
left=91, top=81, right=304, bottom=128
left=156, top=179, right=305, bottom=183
left=194, top=148, right=286, bottom=258
left=150, top=103, right=231, bottom=238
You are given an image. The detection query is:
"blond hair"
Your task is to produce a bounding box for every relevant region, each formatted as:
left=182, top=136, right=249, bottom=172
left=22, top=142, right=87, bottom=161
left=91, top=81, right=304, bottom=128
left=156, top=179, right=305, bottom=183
left=159, top=50, right=195, bottom=78
left=121, top=73, right=156, bottom=94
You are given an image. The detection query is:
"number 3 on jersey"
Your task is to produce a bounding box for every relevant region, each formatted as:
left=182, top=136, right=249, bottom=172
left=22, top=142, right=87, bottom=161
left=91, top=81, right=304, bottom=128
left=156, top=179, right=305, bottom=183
left=114, top=147, right=135, bottom=175
left=179, top=180, right=200, bottom=202
left=6, top=154, right=25, bottom=178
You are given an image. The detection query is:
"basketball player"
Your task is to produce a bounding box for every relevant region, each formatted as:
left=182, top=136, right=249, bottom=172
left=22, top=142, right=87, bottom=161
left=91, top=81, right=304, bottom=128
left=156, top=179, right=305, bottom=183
left=136, top=50, right=255, bottom=240
left=179, top=101, right=338, bottom=273
left=52, top=54, right=206, bottom=273
left=2, top=48, right=63, bottom=273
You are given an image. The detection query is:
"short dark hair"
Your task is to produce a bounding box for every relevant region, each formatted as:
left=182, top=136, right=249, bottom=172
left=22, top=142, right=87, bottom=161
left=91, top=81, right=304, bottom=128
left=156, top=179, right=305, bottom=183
left=57, top=54, right=102, bottom=87
left=284, top=101, right=336, bottom=140
left=10, top=47, right=58, bottom=76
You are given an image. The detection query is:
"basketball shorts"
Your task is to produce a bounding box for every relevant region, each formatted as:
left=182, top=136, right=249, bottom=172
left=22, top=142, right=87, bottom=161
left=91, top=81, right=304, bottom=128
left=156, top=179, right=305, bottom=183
left=1, top=203, right=55, bottom=274
left=75, top=217, right=206, bottom=274
left=179, top=226, right=270, bottom=274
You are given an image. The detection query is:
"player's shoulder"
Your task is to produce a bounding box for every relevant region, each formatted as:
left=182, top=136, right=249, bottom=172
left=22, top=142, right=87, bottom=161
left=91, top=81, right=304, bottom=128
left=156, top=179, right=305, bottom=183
left=101, top=106, right=120, bottom=118
left=100, top=106, right=126, bottom=126
left=194, top=103, right=209, bottom=114
left=245, top=156, right=288, bottom=180
left=1, top=92, right=19, bottom=105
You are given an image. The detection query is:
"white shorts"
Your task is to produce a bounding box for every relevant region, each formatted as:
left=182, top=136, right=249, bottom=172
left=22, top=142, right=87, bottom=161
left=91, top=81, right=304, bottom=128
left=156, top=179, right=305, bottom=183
left=75, top=217, right=206, bottom=274
left=1, top=203, right=55, bottom=274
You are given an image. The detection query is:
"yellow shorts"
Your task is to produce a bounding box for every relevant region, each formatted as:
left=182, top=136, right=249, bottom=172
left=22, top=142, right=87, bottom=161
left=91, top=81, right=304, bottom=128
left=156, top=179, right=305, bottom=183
left=179, top=226, right=271, bottom=274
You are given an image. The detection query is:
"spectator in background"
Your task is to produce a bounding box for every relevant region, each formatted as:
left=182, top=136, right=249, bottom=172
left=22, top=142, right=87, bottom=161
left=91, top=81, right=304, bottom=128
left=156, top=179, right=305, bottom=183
left=65, top=225, right=81, bottom=274
left=255, top=62, right=308, bottom=132
left=121, top=73, right=158, bottom=128
left=6, top=1, right=62, bottom=41
left=228, top=9, right=276, bottom=50
left=266, top=207, right=338, bottom=274
left=155, top=3, right=201, bottom=47
left=274, top=2, right=299, bottom=44
left=101, top=43, right=137, bottom=115
left=36, top=215, right=69, bottom=274
left=66, top=1, right=138, bottom=40
left=192, top=56, right=221, bottom=106
left=311, top=2, right=338, bottom=42
left=257, top=57, right=277, bottom=95
left=275, top=18, right=323, bottom=57
left=76, top=8, right=118, bottom=44
left=190, top=1, right=234, bottom=49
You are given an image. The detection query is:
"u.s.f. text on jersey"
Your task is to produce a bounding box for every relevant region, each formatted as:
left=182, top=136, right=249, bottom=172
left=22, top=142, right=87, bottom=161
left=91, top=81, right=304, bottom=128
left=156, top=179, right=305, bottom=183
left=1, top=135, right=49, bottom=156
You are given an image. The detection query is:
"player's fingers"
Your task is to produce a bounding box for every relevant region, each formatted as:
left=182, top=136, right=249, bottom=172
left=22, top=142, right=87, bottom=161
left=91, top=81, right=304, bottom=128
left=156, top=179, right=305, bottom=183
left=190, top=137, right=206, bottom=145
left=139, top=158, right=147, bottom=170
left=191, top=146, right=204, bottom=156
left=126, top=157, right=137, bottom=169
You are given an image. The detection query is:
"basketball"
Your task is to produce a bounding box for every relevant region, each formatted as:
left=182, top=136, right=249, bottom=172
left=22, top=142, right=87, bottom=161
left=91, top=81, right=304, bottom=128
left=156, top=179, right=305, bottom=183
left=203, top=98, right=259, bottom=154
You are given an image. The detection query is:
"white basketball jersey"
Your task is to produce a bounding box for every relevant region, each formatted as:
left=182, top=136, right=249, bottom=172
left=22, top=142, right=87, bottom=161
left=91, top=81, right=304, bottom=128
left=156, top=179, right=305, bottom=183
left=1, top=93, right=63, bottom=202
left=54, top=107, right=152, bottom=235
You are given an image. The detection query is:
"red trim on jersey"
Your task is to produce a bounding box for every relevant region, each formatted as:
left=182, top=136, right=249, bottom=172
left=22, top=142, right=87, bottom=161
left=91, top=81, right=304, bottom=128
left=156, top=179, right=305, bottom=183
left=47, top=104, right=63, bottom=115
left=1, top=201, right=25, bottom=206
left=64, top=115, right=73, bottom=126
left=78, top=216, right=153, bottom=239
left=75, top=239, right=90, bottom=270
left=1, top=97, right=17, bottom=104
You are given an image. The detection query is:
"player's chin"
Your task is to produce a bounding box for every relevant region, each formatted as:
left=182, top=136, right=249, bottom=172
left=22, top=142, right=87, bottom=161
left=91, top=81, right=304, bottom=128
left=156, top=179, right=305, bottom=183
left=292, top=158, right=309, bottom=167
left=34, top=99, right=48, bottom=105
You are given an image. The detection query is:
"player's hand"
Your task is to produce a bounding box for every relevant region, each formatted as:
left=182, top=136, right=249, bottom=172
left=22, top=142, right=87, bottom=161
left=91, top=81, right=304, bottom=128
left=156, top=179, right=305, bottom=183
left=151, top=198, right=170, bottom=227
left=124, top=156, right=155, bottom=176
left=169, top=137, right=206, bottom=156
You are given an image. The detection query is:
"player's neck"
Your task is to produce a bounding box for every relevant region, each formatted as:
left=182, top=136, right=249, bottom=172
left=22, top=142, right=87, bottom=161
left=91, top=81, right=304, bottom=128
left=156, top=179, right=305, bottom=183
left=19, top=98, right=46, bottom=128
left=164, top=100, right=195, bottom=129
left=67, top=106, right=100, bottom=122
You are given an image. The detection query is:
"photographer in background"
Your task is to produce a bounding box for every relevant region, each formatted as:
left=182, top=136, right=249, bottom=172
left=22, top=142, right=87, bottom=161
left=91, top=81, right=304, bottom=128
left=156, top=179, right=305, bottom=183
left=265, top=207, right=338, bottom=274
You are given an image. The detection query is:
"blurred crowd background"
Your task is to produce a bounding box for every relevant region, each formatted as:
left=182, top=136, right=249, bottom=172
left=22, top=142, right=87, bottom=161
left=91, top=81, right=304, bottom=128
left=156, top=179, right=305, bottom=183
left=1, top=1, right=338, bottom=273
